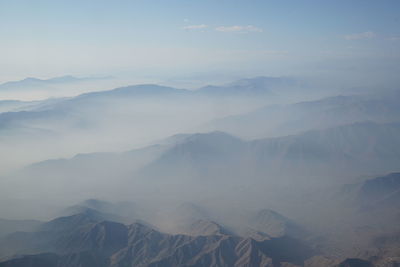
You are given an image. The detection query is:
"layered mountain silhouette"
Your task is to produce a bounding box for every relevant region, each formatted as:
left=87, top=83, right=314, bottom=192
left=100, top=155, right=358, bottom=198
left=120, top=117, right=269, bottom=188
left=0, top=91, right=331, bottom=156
left=197, top=76, right=298, bottom=97
left=205, top=90, right=400, bottom=138
left=139, top=121, right=400, bottom=182
left=1, top=76, right=398, bottom=174
left=0, top=219, right=41, bottom=238
left=357, top=172, right=400, bottom=210
left=0, top=76, right=111, bottom=89
left=3, top=77, right=393, bottom=142
left=1, top=203, right=397, bottom=266
left=0, top=75, right=116, bottom=102
left=0, top=208, right=315, bottom=267
left=1, top=76, right=400, bottom=266
left=1, top=171, right=400, bottom=267
left=7, top=121, right=400, bottom=206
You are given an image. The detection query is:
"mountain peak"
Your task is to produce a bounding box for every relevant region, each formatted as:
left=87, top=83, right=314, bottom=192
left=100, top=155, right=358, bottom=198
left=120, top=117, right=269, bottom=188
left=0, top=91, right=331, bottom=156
left=40, top=208, right=104, bottom=232
left=198, top=76, right=297, bottom=96
left=21, top=77, right=42, bottom=82
left=184, top=131, right=242, bottom=144
left=228, top=76, right=296, bottom=87
left=184, top=219, right=233, bottom=236
left=47, top=75, right=78, bottom=83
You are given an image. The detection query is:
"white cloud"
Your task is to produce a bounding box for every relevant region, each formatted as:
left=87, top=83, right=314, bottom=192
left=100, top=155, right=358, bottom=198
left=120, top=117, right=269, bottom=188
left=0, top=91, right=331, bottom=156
left=343, top=31, right=376, bottom=40
left=182, top=24, right=208, bottom=30
left=215, top=25, right=263, bottom=33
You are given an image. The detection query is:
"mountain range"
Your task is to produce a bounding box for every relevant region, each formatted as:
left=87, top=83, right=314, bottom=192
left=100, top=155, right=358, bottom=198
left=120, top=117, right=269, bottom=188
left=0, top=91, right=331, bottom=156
left=0, top=76, right=111, bottom=89
left=205, top=90, right=400, bottom=139
left=1, top=75, right=400, bottom=266
left=1, top=183, right=400, bottom=267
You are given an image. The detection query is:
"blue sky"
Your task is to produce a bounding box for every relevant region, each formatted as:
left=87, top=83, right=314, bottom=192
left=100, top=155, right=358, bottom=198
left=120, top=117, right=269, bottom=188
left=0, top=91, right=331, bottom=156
left=0, top=0, right=399, bottom=86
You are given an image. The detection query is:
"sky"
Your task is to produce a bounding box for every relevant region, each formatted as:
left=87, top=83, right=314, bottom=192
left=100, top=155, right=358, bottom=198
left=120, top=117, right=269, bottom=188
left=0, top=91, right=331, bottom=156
left=0, top=0, right=399, bottom=86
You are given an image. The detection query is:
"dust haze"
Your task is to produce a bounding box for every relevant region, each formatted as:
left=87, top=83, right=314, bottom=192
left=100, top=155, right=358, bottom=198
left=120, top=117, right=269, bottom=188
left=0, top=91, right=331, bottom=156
left=0, top=74, right=400, bottom=265
left=1, top=0, right=400, bottom=265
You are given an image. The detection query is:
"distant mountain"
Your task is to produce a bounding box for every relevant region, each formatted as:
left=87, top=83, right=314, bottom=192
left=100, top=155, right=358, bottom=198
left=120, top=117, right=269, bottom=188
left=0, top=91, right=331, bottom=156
left=357, top=172, right=400, bottom=210
left=205, top=90, right=400, bottom=138
left=137, top=121, right=400, bottom=184
left=336, top=172, right=400, bottom=213
left=0, top=100, right=31, bottom=113
left=251, top=121, right=400, bottom=164
left=4, top=144, right=167, bottom=204
left=312, top=172, right=400, bottom=258
left=28, top=143, right=165, bottom=172
left=77, top=84, right=187, bottom=98
left=39, top=208, right=107, bottom=232
left=0, top=75, right=117, bottom=102
left=0, top=218, right=41, bottom=238
left=0, top=76, right=348, bottom=171
left=0, top=83, right=192, bottom=159
left=150, top=131, right=245, bottom=166
left=197, top=76, right=298, bottom=97
left=9, top=121, right=400, bottom=207
left=62, top=199, right=138, bottom=224
left=0, top=76, right=299, bottom=133
left=0, top=108, right=68, bottom=131
left=0, top=75, right=112, bottom=89
left=0, top=76, right=294, bottom=102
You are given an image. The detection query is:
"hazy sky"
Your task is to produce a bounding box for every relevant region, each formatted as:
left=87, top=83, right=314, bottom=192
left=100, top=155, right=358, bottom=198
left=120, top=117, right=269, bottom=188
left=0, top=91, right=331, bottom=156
left=1, top=0, right=399, bottom=85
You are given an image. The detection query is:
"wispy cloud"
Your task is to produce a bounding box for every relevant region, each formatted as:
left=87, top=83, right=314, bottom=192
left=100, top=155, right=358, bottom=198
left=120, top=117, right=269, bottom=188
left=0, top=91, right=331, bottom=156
left=182, top=24, right=208, bottom=30
left=386, top=36, right=400, bottom=41
left=343, top=31, right=376, bottom=40
left=215, top=25, right=263, bottom=33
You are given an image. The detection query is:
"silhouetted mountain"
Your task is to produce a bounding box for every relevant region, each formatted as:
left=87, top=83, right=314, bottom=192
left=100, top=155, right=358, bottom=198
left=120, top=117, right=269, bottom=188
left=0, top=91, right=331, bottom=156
left=40, top=208, right=106, bottom=232
left=0, top=75, right=111, bottom=89
left=9, top=121, right=400, bottom=209
left=0, top=100, right=32, bottom=113
left=0, top=76, right=298, bottom=142
left=76, top=84, right=187, bottom=99
left=137, top=121, right=400, bottom=185
left=2, top=196, right=399, bottom=266
left=197, top=76, right=298, bottom=97
left=0, top=253, right=59, bottom=267
left=337, top=172, right=400, bottom=214
left=152, top=131, right=244, bottom=165
left=250, top=121, right=400, bottom=173
left=313, top=172, right=400, bottom=259
left=0, top=76, right=378, bottom=174
left=206, top=90, right=400, bottom=138
left=0, top=218, right=41, bottom=237
left=0, top=213, right=315, bottom=267
left=357, top=172, right=400, bottom=210
left=111, top=223, right=312, bottom=267
left=0, top=210, right=125, bottom=259
left=62, top=199, right=137, bottom=224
